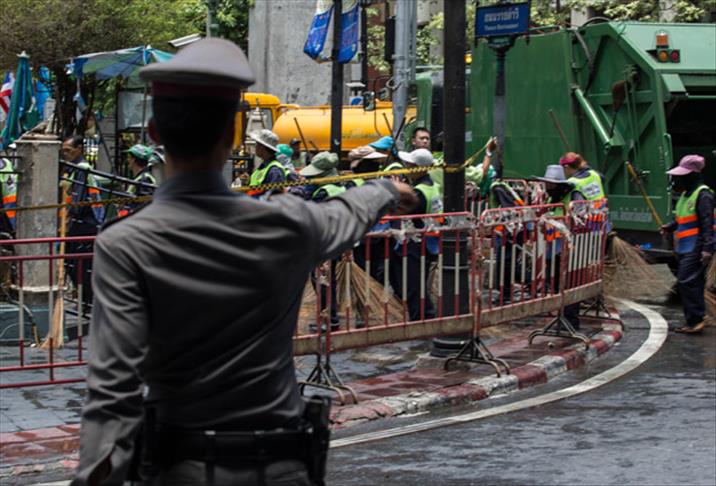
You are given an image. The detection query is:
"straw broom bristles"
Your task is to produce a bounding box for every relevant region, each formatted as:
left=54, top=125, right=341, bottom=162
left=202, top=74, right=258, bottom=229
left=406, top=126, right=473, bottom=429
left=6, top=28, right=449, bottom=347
left=706, top=256, right=716, bottom=292
left=42, top=188, right=68, bottom=350
left=603, top=236, right=672, bottom=300
left=335, top=260, right=405, bottom=324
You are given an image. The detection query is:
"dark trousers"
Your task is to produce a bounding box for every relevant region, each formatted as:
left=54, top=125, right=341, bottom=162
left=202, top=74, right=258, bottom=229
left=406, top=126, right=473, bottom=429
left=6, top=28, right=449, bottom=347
left=144, top=458, right=312, bottom=486
left=65, top=227, right=96, bottom=307
left=353, top=239, right=385, bottom=284
left=389, top=242, right=435, bottom=321
left=547, top=254, right=580, bottom=329
left=677, top=252, right=706, bottom=326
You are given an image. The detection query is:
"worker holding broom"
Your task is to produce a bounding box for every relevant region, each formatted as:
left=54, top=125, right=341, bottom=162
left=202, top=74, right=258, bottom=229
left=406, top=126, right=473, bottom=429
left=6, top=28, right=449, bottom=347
left=662, top=155, right=714, bottom=334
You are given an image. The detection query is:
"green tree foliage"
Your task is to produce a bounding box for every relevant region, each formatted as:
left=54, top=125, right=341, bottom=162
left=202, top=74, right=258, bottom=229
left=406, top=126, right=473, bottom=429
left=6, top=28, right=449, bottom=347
left=367, top=0, right=715, bottom=73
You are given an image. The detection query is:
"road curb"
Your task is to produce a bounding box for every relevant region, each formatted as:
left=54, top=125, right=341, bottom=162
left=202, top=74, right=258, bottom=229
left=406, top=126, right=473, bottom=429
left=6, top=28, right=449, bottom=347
left=330, top=327, right=623, bottom=429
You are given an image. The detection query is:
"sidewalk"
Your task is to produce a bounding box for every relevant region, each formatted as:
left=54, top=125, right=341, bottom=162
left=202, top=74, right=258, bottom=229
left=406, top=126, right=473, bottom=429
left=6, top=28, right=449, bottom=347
left=0, top=311, right=621, bottom=485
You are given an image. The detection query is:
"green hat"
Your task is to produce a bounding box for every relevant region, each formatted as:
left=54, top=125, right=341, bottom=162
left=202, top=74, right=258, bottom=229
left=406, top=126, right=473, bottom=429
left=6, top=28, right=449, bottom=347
left=124, top=144, right=152, bottom=162
left=300, top=151, right=339, bottom=177
left=277, top=144, right=294, bottom=158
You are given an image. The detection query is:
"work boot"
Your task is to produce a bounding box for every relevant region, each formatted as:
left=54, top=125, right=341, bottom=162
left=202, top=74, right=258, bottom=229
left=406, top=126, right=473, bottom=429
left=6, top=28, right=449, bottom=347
left=674, top=321, right=705, bottom=334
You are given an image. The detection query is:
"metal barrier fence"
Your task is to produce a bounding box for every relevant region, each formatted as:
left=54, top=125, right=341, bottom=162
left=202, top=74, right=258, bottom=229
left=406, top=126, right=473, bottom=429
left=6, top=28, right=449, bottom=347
left=0, top=200, right=609, bottom=398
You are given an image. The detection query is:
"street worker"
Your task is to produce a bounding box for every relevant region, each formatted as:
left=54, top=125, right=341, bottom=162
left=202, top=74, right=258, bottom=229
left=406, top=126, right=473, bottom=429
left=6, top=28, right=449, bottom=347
left=147, top=145, right=166, bottom=185
left=560, top=151, right=611, bottom=233
left=347, top=145, right=386, bottom=188
left=389, top=148, right=442, bottom=321
left=533, top=164, right=586, bottom=330
left=370, top=136, right=403, bottom=173
left=0, top=156, right=17, bottom=235
left=661, top=154, right=714, bottom=334
left=411, top=127, right=444, bottom=197
left=465, top=137, right=498, bottom=215
left=347, top=146, right=390, bottom=286
left=61, top=135, right=104, bottom=307
left=117, top=144, right=157, bottom=218
left=125, top=144, right=157, bottom=196
left=71, top=37, right=417, bottom=486
left=487, top=142, right=525, bottom=305
left=289, top=137, right=308, bottom=168
left=300, top=152, right=346, bottom=330
left=276, top=143, right=300, bottom=183
left=247, top=128, right=286, bottom=198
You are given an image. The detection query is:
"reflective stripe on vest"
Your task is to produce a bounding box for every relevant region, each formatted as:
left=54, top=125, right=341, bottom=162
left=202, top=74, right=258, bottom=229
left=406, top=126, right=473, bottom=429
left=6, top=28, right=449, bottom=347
left=568, top=169, right=604, bottom=201
left=674, top=185, right=715, bottom=254
left=249, top=160, right=286, bottom=187
left=489, top=181, right=525, bottom=209
left=312, top=183, right=346, bottom=200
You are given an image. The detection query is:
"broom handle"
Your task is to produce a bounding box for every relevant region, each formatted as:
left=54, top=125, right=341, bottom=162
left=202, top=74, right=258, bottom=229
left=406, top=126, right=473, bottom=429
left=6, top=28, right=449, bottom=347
left=57, top=187, right=68, bottom=283
left=626, top=161, right=663, bottom=228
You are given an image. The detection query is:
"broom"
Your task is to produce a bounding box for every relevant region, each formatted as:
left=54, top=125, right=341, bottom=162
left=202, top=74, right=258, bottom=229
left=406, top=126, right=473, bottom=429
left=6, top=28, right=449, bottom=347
left=42, top=188, right=68, bottom=350
left=603, top=237, right=672, bottom=301
left=335, top=259, right=405, bottom=325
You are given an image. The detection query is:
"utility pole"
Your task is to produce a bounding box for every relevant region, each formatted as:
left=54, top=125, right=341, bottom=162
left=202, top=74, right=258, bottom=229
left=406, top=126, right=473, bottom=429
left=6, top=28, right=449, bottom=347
left=206, top=0, right=219, bottom=37
left=392, top=0, right=416, bottom=148
left=431, top=0, right=469, bottom=357
left=360, top=0, right=370, bottom=88
left=330, top=0, right=344, bottom=155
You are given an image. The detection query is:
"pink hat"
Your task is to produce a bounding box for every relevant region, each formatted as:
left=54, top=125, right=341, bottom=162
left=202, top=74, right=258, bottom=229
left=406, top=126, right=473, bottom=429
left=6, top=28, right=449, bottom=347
left=666, top=155, right=705, bottom=176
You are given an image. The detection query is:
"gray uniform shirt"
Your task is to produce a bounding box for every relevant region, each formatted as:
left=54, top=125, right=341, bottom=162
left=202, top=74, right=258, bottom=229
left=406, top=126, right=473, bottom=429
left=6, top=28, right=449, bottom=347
left=73, top=171, right=399, bottom=485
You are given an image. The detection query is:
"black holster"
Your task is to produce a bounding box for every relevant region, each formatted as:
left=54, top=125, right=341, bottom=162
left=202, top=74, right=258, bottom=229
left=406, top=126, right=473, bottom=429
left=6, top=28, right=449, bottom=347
left=302, top=394, right=332, bottom=486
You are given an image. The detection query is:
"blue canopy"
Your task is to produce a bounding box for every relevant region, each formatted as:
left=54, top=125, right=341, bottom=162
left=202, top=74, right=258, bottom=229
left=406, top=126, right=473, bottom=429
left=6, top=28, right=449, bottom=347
left=71, top=46, right=173, bottom=86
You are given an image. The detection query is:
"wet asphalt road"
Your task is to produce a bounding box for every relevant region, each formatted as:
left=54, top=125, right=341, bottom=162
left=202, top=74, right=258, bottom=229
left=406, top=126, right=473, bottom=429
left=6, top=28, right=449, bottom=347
left=327, top=300, right=716, bottom=486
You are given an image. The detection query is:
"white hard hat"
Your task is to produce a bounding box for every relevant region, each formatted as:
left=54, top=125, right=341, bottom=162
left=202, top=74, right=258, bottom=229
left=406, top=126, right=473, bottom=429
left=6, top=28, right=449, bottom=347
left=398, top=148, right=434, bottom=167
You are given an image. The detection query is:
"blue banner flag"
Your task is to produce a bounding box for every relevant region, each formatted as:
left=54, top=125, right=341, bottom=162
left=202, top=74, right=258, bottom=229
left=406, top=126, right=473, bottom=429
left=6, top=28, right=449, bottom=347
left=304, top=0, right=360, bottom=64
left=338, top=0, right=359, bottom=63
left=304, top=0, right=334, bottom=60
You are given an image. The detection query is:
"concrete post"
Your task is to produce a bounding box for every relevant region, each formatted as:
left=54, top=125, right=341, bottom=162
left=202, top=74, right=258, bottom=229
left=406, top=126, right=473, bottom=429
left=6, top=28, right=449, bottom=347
left=14, top=139, right=60, bottom=291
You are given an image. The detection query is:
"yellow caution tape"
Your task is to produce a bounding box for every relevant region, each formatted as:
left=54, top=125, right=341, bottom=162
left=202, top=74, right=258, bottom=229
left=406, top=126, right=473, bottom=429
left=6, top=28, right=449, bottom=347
left=1, top=146, right=486, bottom=214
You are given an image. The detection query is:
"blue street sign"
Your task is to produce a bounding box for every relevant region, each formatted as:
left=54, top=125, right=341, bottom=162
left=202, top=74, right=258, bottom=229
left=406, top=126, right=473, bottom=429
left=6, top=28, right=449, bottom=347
left=476, top=2, right=531, bottom=38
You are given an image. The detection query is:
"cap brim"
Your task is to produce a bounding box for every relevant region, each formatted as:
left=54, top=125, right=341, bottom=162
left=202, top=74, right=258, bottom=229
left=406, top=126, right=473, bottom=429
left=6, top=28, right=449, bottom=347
left=532, top=176, right=567, bottom=184
left=398, top=151, right=414, bottom=163
left=300, top=165, right=325, bottom=177
left=666, top=166, right=693, bottom=176
left=363, top=152, right=388, bottom=160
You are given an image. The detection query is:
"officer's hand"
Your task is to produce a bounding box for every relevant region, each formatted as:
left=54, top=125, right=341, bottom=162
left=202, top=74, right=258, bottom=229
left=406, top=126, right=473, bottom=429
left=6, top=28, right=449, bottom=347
left=390, top=181, right=418, bottom=215
left=659, top=224, right=673, bottom=236
left=702, top=251, right=713, bottom=267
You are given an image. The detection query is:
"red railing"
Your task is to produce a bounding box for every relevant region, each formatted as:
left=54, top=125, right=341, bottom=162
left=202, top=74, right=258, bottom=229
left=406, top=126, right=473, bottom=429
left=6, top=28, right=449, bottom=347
left=0, top=200, right=608, bottom=390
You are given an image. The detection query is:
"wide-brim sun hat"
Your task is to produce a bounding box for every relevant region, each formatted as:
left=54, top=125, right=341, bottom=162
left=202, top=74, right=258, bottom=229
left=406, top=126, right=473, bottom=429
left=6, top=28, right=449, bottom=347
left=531, top=164, right=569, bottom=184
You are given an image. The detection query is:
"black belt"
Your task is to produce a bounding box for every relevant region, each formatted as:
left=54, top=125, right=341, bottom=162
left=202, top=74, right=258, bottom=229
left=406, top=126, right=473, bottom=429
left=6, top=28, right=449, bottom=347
left=157, top=426, right=311, bottom=464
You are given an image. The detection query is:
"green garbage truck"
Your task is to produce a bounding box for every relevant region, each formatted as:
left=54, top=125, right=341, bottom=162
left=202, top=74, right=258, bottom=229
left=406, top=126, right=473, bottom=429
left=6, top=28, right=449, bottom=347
left=412, top=21, right=715, bottom=261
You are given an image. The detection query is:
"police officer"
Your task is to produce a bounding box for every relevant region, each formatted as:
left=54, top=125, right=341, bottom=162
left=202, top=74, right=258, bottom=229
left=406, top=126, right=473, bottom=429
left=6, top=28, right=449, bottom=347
left=72, top=38, right=416, bottom=486
left=661, top=155, right=714, bottom=334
